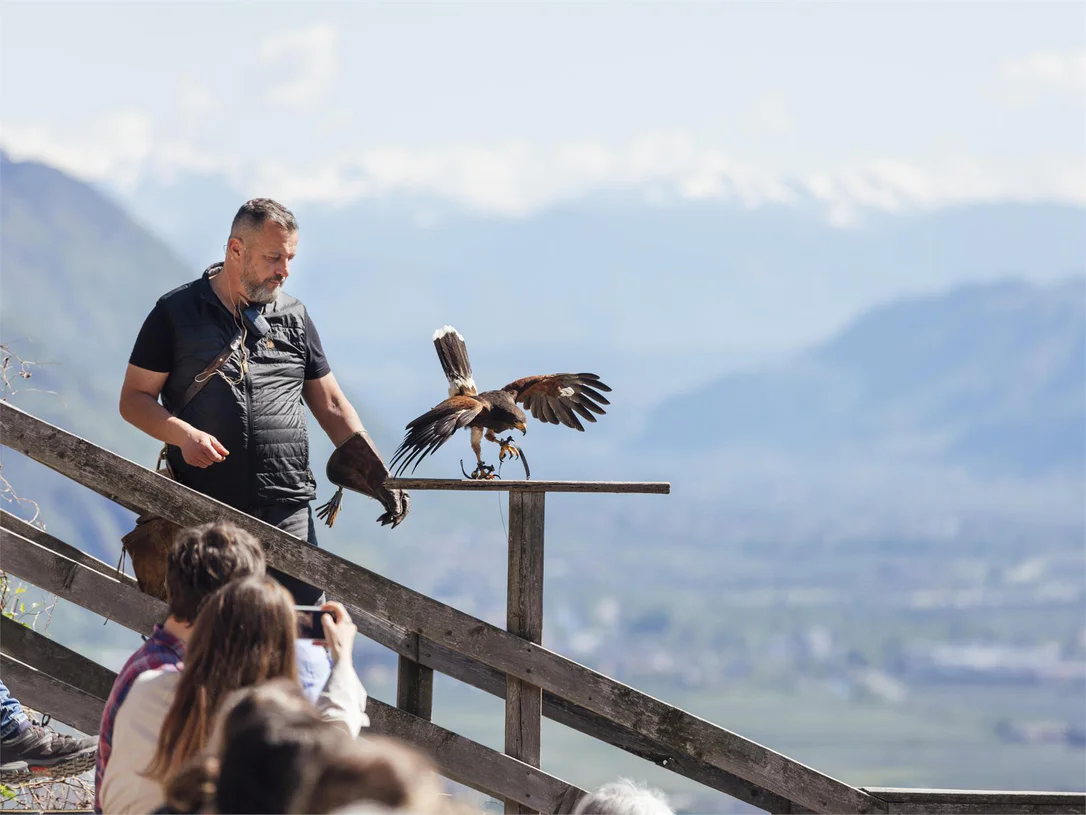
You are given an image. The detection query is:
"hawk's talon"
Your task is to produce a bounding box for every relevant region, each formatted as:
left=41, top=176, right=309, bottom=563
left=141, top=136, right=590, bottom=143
left=498, top=436, right=521, bottom=462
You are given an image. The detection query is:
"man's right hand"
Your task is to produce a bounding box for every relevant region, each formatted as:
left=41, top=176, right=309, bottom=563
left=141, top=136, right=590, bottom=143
left=180, top=430, right=229, bottom=468
left=318, top=601, right=357, bottom=665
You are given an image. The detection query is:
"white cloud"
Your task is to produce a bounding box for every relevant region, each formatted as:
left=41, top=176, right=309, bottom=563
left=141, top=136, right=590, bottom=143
left=1, top=111, right=156, bottom=191
left=259, top=23, right=340, bottom=110
left=2, top=120, right=1084, bottom=224
left=1003, top=51, right=1086, bottom=102
left=0, top=112, right=223, bottom=192
left=801, top=157, right=1086, bottom=227
left=247, top=137, right=1086, bottom=222
left=743, top=94, right=793, bottom=138
left=177, top=76, right=221, bottom=119
left=244, top=135, right=807, bottom=215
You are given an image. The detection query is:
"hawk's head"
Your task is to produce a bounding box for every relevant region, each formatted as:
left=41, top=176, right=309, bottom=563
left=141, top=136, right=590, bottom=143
left=489, top=392, right=528, bottom=434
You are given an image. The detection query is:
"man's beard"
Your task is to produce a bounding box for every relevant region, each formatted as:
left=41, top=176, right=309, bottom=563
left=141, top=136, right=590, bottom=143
left=241, top=262, right=283, bottom=304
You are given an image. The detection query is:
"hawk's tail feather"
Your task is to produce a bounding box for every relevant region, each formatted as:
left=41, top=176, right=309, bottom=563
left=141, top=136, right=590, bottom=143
left=433, top=325, right=476, bottom=396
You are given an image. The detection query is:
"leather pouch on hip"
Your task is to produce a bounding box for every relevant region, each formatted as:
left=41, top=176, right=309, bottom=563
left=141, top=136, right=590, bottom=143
left=120, top=449, right=184, bottom=601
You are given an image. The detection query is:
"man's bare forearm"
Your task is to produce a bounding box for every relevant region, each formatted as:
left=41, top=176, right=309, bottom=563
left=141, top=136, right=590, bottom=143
left=314, top=398, right=365, bottom=448
left=119, top=391, right=198, bottom=448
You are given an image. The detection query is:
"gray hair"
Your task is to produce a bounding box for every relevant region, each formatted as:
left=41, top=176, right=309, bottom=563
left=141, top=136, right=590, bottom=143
left=229, top=198, right=298, bottom=240
left=573, top=779, right=674, bottom=815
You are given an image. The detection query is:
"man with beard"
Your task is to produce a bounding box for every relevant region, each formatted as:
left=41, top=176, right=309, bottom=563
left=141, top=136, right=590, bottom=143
left=119, top=199, right=408, bottom=696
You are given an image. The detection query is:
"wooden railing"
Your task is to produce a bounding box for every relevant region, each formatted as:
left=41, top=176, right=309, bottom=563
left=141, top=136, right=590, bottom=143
left=0, top=401, right=1083, bottom=815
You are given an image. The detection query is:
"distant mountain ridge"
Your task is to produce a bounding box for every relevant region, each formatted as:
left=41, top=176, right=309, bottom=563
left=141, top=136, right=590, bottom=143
left=641, top=276, right=1086, bottom=478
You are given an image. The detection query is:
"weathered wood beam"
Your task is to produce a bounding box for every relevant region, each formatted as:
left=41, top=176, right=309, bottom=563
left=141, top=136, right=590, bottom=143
left=0, top=615, right=115, bottom=702
left=387, top=479, right=669, bottom=494
left=368, top=700, right=586, bottom=814
left=1, top=510, right=141, bottom=591
left=0, top=527, right=164, bottom=634
left=2, top=402, right=874, bottom=814
left=863, top=788, right=1085, bottom=814
left=0, top=656, right=104, bottom=735
left=505, top=490, right=545, bottom=814
left=396, top=633, right=434, bottom=721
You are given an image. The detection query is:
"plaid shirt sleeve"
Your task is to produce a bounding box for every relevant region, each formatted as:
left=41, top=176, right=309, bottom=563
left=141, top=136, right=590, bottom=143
left=94, top=630, right=183, bottom=814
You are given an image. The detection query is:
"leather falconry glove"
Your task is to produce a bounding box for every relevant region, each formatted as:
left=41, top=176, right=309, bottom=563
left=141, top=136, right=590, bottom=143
left=315, top=430, right=410, bottom=528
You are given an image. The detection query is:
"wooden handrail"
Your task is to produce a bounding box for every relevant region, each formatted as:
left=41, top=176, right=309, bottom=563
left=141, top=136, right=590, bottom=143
left=386, top=478, right=670, bottom=494
left=0, top=616, right=115, bottom=700
left=0, top=512, right=142, bottom=591
left=862, top=788, right=1085, bottom=814
left=1, top=656, right=105, bottom=736
left=0, top=401, right=882, bottom=813
left=0, top=525, right=164, bottom=634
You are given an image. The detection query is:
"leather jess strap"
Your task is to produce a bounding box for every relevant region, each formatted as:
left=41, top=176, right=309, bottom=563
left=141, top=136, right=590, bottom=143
left=177, top=330, right=243, bottom=413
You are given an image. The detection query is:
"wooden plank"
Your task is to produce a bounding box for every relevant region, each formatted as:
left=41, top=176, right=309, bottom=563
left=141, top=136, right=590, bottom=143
left=368, top=699, right=585, bottom=814
left=387, top=479, right=670, bottom=494
left=0, top=527, right=165, bottom=635
left=396, top=634, right=434, bottom=721
left=866, top=788, right=1085, bottom=805
left=0, top=616, right=115, bottom=702
left=881, top=804, right=1079, bottom=815
left=0, top=402, right=881, bottom=814
left=865, top=788, right=1085, bottom=815
left=505, top=491, right=545, bottom=815
left=0, top=656, right=104, bottom=735
left=0, top=510, right=140, bottom=591
left=343, top=600, right=420, bottom=658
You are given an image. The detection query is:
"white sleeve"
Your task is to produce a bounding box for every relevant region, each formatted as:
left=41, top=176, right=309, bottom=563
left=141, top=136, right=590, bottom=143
left=99, top=669, right=180, bottom=815
left=316, top=656, right=370, bottom=737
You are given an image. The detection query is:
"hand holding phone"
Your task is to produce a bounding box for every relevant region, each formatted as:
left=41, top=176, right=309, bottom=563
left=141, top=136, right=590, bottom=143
left=295, top=605, right=329, bottom=641
left=318, top=601, right=357, bottom=664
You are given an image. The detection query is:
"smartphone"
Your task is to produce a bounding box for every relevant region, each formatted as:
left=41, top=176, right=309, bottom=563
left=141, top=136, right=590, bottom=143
left=295, top=605, right=329, bottom=640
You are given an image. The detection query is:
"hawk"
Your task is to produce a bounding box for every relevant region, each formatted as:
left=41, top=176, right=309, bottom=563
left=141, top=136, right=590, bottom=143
left=390, top=326, right=612, bottom=479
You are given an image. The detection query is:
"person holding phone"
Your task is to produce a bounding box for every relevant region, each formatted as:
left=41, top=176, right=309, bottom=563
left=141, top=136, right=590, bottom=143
left=100, top=576, right=367, bottom=815
left=118, top=198, right=409, bottom=697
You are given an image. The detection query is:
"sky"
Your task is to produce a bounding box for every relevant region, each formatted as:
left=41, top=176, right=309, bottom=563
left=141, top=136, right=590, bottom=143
left=2, top=1, right=1085, bottom=219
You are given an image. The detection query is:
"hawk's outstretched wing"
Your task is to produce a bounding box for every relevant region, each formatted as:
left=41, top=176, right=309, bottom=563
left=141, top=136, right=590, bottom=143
left=390, top=396, right=486, bottom=476
left=502, top=373, right=611, bottom=432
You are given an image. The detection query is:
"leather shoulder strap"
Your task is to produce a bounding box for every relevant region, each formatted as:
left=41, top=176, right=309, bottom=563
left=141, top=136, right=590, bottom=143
left=176, top=329, right=243, bottom=414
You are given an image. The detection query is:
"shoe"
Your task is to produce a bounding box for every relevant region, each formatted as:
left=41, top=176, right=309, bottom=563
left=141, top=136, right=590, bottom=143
left=0, top=719, right=97, bottom=783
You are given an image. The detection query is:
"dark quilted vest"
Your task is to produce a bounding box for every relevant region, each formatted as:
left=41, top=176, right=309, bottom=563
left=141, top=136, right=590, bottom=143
left=159, top=266, right=316, bottom=511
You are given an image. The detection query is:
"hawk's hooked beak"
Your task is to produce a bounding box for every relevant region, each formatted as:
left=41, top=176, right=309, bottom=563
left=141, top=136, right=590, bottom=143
left=515, top=421, right=528, bottom=435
